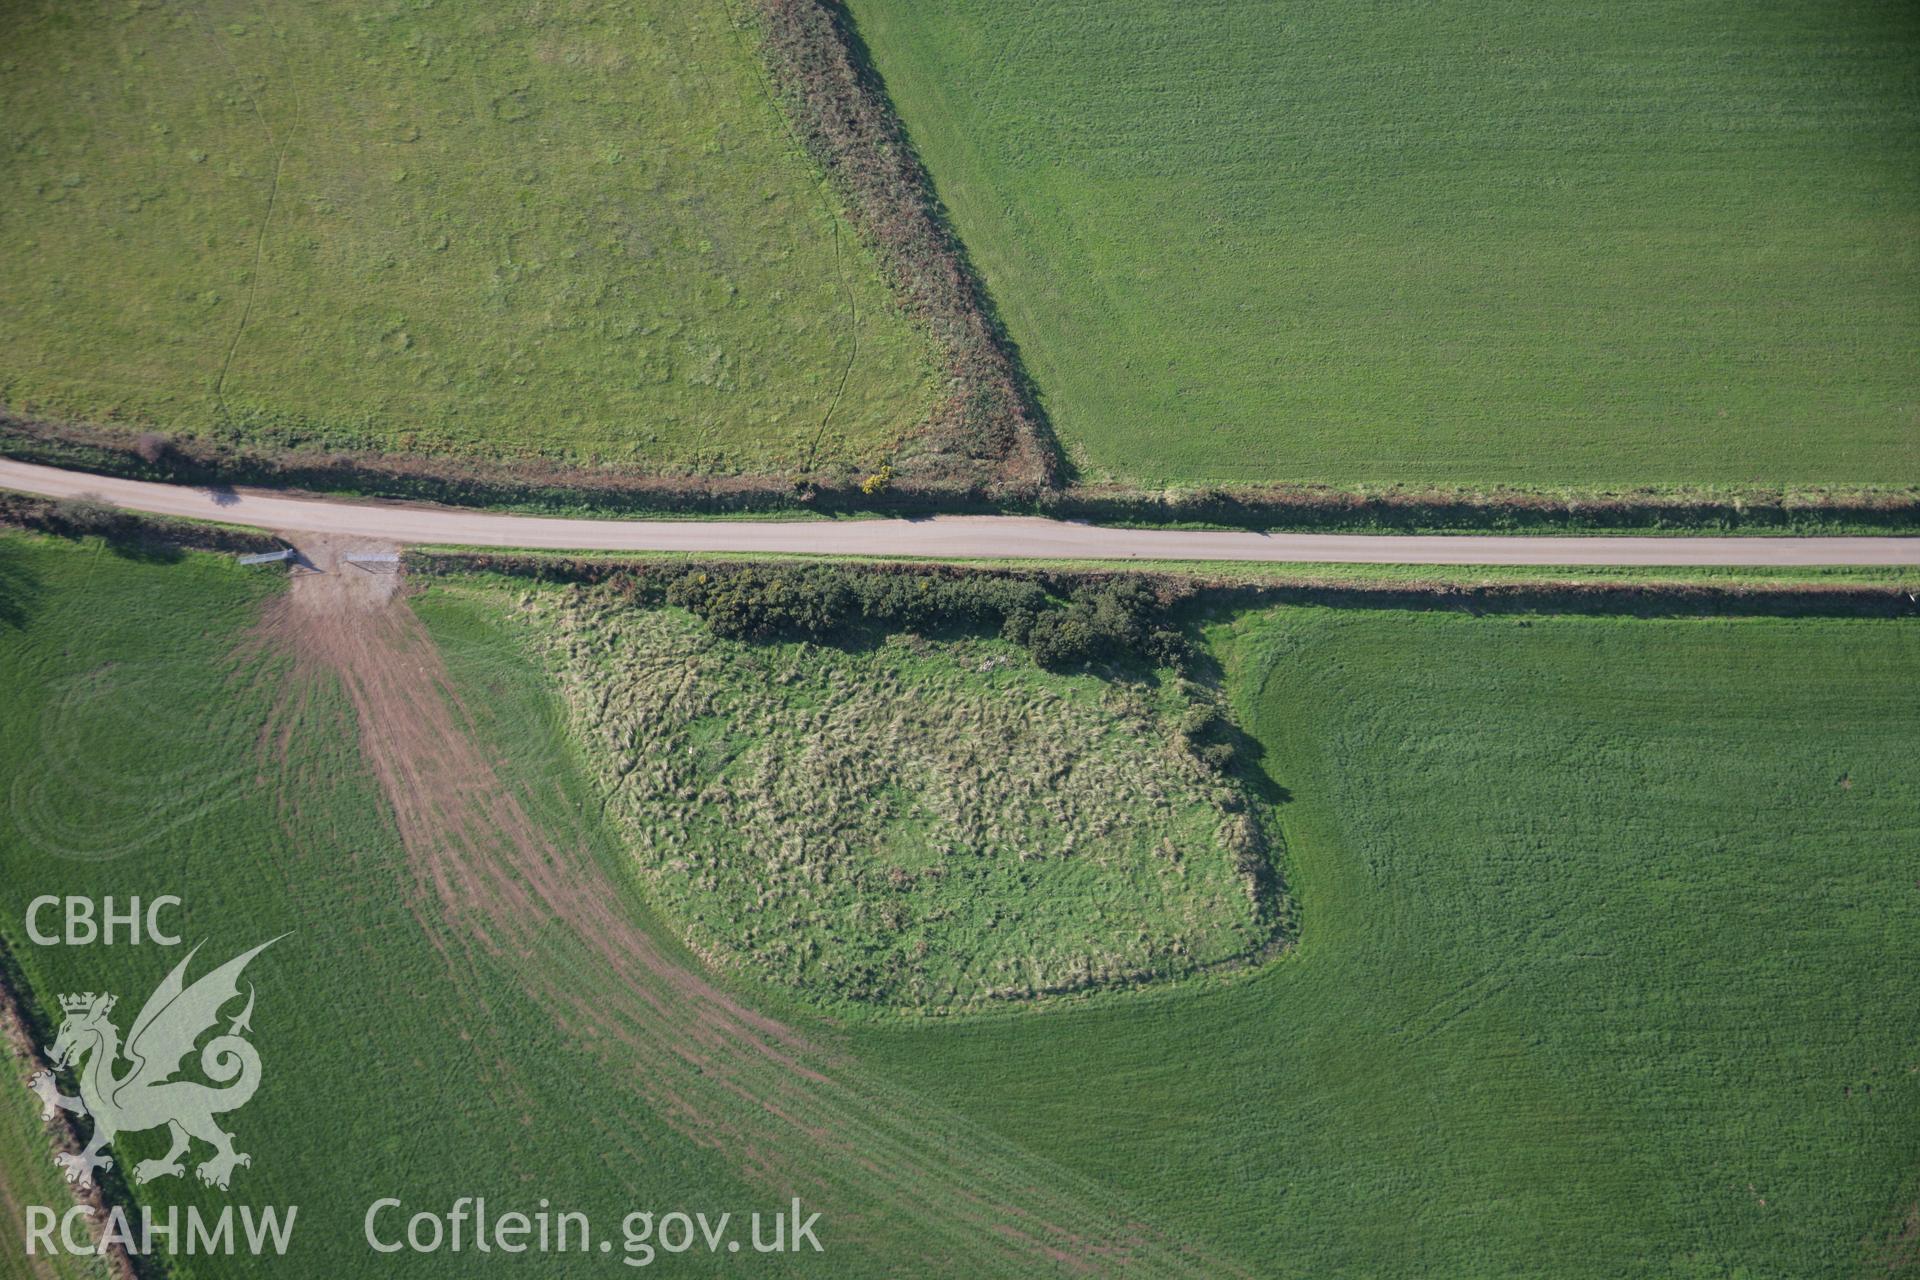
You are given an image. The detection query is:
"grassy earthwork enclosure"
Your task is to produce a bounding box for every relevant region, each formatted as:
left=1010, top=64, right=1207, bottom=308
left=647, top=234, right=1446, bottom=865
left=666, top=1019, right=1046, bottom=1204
left=1, top=533, right=1915, bottom=1274
left=0, top=0, right=934, bottom=478
left=850, top=0, right=1920, bottom=490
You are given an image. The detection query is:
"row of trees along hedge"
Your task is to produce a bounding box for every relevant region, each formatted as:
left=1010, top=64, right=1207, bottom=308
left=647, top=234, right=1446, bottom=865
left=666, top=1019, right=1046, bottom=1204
left=656, top=565, right=1188, bottom=670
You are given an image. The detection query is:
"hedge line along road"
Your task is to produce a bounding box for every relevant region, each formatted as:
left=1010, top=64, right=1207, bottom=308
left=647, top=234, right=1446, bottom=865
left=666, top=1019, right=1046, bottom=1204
left=4, top=458, right=1920, bottom=567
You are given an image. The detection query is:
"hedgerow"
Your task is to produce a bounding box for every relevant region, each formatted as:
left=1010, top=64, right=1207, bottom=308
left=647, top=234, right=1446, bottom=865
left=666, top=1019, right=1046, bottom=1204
left=658, top=563, right=1190, bottom=669
left=0, top=491, right=280, bottom=554
left=751, top=0, right=1057, bottom=491
left=12, top=411, right=1918, bottom=533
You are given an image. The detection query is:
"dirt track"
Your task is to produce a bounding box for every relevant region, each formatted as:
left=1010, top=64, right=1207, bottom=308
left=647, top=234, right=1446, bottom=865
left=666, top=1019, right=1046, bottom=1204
left=6, top=458, right=1920, bottom=566
left=256, top=541, right=1241, bottom=1276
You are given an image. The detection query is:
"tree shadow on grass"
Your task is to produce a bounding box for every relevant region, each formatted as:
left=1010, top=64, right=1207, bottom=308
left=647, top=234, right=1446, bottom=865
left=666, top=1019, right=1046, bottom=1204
left=0, top=540, right=43, bottom=631
left=101, top=529, right=185, bottom=565
left=1174, top=613, right=1291, bottom=808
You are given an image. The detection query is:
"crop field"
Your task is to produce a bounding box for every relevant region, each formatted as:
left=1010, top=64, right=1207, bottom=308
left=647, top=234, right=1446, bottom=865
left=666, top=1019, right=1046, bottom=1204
left=0, top=0, right=933, bottom=477
left=0, top=537, right=1251, bottom=1274
left=0, top=539, right=802, bottom=1276
left=849, top=0, right=1920, bottom=491
left=854, top=605, right=1920, bottom=1274
left=2, top=536, right=1915, bottom=1274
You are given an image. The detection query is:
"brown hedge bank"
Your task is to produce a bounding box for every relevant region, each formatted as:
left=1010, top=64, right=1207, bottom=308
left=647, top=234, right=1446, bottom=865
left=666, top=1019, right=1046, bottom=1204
left=0, top=939, right=145, bottom=1280
left=747, top=0, right=1058, bottom=493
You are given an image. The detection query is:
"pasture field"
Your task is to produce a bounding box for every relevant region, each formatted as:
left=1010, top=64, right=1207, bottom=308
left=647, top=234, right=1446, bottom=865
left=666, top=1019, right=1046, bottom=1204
left=0, top=536, right=1249, bottom=1275
left=853, top=604, right=1920, bottom=1274
left=0, top=1, right=933, bottom=477
left=849, top=0, right=1920, bottom=491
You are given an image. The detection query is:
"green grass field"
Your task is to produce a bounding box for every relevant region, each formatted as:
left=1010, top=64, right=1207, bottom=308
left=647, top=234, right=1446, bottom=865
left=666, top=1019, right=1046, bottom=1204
left=0, top=540, right=806, bottom=1275
left=2, top=537, right=1915, bottom=1275
left=854, top=605, right=1920, bottom=1274
left=0, top=538, right=1251, bottom=1274
left=849, top=0, right=1920, bottom=491
left=0, top=1, right=933, bottom=477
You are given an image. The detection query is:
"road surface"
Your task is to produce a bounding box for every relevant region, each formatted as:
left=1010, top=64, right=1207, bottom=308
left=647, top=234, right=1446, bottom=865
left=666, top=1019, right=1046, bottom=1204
left=4, top=458, right=1918, bottom=567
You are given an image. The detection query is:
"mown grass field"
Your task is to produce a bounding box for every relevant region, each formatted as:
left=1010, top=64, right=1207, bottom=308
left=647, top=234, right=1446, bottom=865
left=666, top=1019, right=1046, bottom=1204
left=849, top=0, right=1920, bottom=491
left=0, top=1, right=933, bottom=476
left=3, top=537, right=1915, bottom=1275
left=854, top=605, right=1920, bottom=1275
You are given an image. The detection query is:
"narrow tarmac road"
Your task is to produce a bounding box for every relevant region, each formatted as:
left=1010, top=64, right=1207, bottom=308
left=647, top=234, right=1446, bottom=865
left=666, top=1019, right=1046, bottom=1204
left=5, top=458, right=1918, bottom=566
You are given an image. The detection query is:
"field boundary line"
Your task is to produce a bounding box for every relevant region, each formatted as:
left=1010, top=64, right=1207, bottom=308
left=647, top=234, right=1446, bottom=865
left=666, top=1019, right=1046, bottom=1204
left=0, top=940, right=142, bottom=1280
left=5, top=412, right=1919, bottom=535
left=5, top=458, right=1920, bottom=570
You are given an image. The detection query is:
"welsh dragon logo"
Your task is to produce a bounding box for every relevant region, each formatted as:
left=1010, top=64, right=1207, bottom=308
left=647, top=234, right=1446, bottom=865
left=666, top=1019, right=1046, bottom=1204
left=28, top=938, right=281, bottom=1192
